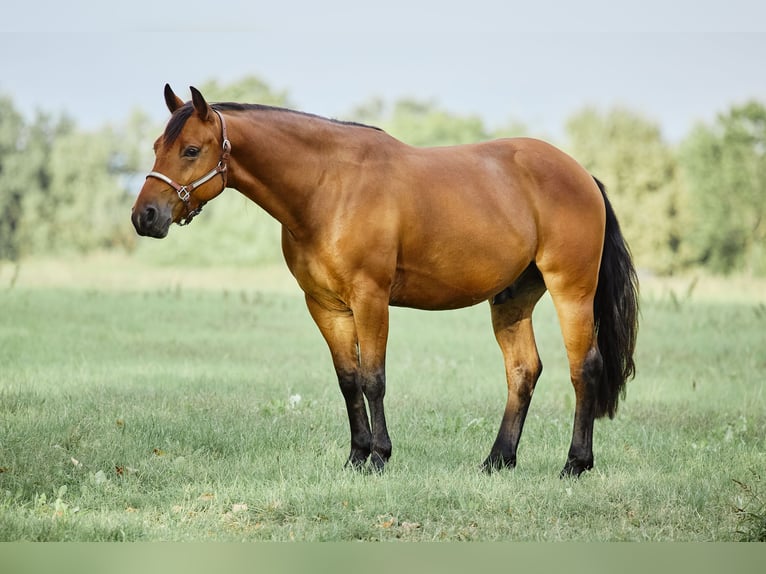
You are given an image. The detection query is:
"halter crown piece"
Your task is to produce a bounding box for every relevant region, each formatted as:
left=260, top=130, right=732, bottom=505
left=145, top=108, right=231, bottom=226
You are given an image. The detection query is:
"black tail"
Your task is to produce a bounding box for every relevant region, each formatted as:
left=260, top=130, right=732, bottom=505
left=592, top=177, right=639, bottom=419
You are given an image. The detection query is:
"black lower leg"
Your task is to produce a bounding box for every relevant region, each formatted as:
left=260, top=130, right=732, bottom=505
left=338, top=371, right=372, bottom=468
left=561, top=347, right=602, bottom=478
left=562, top=403, right=595, bottom=477
left=362, top=370, right=392, bottom=472
left=482, top=403, right=530, bottom=472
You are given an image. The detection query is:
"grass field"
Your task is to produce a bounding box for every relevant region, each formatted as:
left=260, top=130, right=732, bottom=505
left=1, top=256, right=765, bottom=541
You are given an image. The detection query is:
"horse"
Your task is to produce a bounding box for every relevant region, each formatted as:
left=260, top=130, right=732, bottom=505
left=132, top=85, right=639, bottom=477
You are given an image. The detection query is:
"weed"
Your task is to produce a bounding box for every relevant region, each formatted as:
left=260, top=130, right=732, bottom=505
left=733, top=473, right=766, bottom=542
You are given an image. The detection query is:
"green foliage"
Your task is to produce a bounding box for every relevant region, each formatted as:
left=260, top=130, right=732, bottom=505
left=386, top=98, right=489, bottom=146
left=34, top=127, right=135, bottom=253
left=565, top=107, right=682, bottom=274
left=0, top=95, right=137, bottom=260
left=678, top=101, right=766, bottom=275
left=0, top=100, right=74, bottom=259
left=0, top=95, right=26, bottom=260
left=197, top=76, right=293, bottom=108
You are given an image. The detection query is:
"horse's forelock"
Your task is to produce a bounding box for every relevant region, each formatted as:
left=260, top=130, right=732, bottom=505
left=162, top=103, right=195, bottom=148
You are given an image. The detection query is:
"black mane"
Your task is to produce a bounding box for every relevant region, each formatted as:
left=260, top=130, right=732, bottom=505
left=163, top=102, right=382, bottom=147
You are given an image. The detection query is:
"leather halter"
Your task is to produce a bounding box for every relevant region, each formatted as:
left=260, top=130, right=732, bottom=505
left=145, top=108, right=231, bottom=226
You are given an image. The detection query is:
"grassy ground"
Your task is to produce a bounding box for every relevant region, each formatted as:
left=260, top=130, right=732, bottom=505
left=1, top=257, right=765, bottom=541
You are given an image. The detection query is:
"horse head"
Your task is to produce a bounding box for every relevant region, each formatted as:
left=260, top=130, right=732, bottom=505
left=131, top=85, right=230, bottom=237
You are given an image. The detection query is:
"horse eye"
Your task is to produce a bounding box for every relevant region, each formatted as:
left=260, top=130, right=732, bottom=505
left=183, top=147, right=200, bottom=158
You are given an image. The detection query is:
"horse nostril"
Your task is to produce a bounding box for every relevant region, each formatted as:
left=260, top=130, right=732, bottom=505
left=144, top=206, right=157, bottom=224
left=132, top=203, right=170, bottom=238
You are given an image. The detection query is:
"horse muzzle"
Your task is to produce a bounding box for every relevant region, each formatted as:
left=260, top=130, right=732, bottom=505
left=131, top=202, right=172, bottom=238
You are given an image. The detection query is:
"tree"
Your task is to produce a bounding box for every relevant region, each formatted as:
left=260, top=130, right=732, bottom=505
left=678, top=101, right=766, bottom=275
left=0, top=98, right=74, bottom=260
left=350, top=97, right=492, bottom=146
left=565, top=107, right=682, bottom=274
left=37, top=125, right=136, bottom=253
left=0, top=95, right=26, bottom=260
left=197, top=76, right=292, bottom=108
left=0, top=92, right=136, bottom=260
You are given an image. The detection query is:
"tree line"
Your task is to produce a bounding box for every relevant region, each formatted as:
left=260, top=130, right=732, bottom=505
left=1, top=75, right=764, bottom=276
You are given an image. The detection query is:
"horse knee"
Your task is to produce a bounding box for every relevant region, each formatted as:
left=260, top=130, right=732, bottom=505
left=337, top=370, right=361, bottom=399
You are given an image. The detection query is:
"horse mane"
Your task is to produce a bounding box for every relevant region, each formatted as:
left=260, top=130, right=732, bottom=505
left=163, top=102, right=382, bottom=147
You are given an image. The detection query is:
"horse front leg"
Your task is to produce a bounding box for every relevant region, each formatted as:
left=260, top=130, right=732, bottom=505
left=350, top=288, right=392, bottom=472
left=337, top=370, right=374, bottom=469
left=305, top=295, right=372, bottom=469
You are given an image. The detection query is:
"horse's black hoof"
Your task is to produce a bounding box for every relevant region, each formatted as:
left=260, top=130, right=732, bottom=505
left=369, top=452, right=388, bottom=474
left=481, top=453, right=516, bottom=474
left=345, top=460, right=366, bottom=473
left=345, top=449, right=370, bottom=472
left=560, top=458, right=593, bottom=478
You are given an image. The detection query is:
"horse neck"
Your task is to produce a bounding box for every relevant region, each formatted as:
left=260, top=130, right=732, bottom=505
left=223, top=109, right=367, bottom=236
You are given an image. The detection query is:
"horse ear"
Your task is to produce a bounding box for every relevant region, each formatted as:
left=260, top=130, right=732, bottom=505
left=190, top=86, right=210, bottom=121
left=164, top=84, right=185, bottom=113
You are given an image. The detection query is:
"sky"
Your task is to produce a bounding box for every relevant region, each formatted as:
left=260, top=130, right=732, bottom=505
left=2, top=1, right=766, bottom=142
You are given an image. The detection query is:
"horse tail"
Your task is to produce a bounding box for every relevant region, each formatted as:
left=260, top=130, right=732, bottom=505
left=592, top=176, right=639, bottom=419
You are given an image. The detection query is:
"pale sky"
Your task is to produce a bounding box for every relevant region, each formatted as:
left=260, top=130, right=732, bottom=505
left=2, top=1, right=765, bottom=142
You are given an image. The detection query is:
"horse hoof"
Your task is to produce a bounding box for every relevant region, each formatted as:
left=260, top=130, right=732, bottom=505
left=345, top=451, right=370, bottom=472
left=560, top=458, right=593, bottom=478
left=481, top=454, right=516, bottom=474
left=369, top=452, right=388, bottom=473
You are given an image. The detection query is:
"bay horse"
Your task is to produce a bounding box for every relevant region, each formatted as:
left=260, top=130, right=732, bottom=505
left=132, top=85, right=638, bottom=477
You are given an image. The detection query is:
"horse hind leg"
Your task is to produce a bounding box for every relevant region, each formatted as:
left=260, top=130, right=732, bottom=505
left=544, top=273, right=604, bottom=478
left=483, top=265, right=546, bottom=472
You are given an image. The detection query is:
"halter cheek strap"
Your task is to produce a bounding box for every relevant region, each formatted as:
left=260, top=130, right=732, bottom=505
left=146, top=109, right=231, bottom=226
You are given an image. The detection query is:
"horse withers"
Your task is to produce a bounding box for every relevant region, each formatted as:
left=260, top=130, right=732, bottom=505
left=132, top=85, right=639, bottom=477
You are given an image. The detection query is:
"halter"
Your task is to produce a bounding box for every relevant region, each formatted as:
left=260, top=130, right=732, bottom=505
left=145, top=108, right=231, bottom=226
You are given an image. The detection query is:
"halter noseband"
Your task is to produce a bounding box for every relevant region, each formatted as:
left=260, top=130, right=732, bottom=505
left=145, top=108, right=231, bottom=226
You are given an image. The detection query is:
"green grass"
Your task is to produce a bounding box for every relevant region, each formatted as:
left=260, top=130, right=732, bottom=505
left=1, top=262, right=765, bottom=541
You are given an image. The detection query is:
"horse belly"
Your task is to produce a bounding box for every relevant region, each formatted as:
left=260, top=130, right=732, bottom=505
left=389, top=251, right=531, bottom=310
left=389, top=187, right=536, bottom=310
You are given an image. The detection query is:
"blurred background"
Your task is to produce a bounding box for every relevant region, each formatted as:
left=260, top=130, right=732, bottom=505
left=1, top=0, right=765, bottom=278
